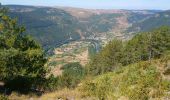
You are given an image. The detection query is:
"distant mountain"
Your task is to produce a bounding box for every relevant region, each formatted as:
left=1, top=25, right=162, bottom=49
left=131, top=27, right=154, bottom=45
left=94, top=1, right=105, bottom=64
left=59, top=7, right=158, bottom=38
left=6, top=5, right=82, bottom=49
left=4, top=5, right=163, bottom=49
left=127, top=10, right=170, bottom=33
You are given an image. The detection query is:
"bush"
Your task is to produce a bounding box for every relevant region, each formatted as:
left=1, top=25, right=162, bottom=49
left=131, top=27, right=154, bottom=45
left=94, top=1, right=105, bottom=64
left=42, top=75, right=60, bottom=91
left=60, top=62, right=85, bottom=88
left=86, top=39, right=123, bottom=76
left=37, top=63, right=86, bottom=91
left=0, top=94, right=8, bottom=100
left=80, top=61, right=170, bottom=100
left=4, top=76, right=33, bottom=93
left=80, top=75, right=116, bottom=100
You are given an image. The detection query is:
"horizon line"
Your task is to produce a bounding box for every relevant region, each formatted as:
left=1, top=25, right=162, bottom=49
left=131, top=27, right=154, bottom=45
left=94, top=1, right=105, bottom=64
left=2, top=4, right=169, bottom=11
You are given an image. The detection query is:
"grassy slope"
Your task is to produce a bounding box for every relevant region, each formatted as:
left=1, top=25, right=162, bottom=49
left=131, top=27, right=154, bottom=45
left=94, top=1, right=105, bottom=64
left=7, top=59, right=170, bottom=100
left=79, top=59, right=170, bottom=100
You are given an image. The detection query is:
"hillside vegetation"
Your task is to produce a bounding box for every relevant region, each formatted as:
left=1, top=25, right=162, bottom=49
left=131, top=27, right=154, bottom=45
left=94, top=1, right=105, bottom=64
left=6, top=5, right=81, bottom=49
left=81, top=59, right=170, bottom=100
left=76, top=27, right=170, bottom=100
left=127, top=10, right=170, bottom=33
left=0, top=6, right=49, bottom=93
left=87, top=26, right=170, bottom=76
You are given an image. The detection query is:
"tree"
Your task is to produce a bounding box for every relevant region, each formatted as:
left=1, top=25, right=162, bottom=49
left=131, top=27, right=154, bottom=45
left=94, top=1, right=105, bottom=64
left=87, top=27, right=170, bottom=76
left=87, top=39, right=123, bottom=76
left=0, top=6, right=47, bottom=92
left=122, top=26, right=170, bottom=65
left=122, top=32, right=150, bottom=65
left=60, top=62, right=85, bottom=88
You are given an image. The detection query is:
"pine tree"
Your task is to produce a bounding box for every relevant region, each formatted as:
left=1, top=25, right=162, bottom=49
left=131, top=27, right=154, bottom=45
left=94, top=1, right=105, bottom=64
left=0, top=6, right=47, bottom=91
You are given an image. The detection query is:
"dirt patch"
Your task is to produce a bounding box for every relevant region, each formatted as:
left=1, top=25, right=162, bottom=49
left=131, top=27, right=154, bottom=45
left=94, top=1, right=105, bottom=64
left=75, top=49, right=89, bottom=66
left=51, top=65, right=63, bottom=77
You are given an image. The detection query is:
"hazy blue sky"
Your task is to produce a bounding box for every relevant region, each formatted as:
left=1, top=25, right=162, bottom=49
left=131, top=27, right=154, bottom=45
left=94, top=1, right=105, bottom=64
left=1, top=0, right=170, bottom=10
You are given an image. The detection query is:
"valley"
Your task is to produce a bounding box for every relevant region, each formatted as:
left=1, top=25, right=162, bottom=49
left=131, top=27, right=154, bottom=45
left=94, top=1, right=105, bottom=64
left=5, top=5, right=170, bottom=76
left=47, top=41, right=89, bottom=76
left=47, top=39, right=102, bottom=76
left=6, top=5, right=160, bottom=49
left=0, top=3, right=170, bottom=100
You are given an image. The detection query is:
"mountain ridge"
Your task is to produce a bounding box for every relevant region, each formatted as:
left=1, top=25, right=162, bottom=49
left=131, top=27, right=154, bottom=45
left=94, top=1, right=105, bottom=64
left=4, top=5, right=168, bottom=51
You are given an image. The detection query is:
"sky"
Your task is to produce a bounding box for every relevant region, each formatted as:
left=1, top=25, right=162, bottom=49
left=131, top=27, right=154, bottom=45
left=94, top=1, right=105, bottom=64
left=1, top=0, right=170, bottom=10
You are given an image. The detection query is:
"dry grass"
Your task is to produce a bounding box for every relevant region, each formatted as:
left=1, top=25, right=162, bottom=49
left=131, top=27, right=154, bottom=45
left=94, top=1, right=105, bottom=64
left=7, top=87, right=99, bottom=100
left=51, top=64, right=63, bottom=76
left=8, top=88, right=83, bottom=100
left=38, top=88, right=83, bottom=100
left=75, top=49, right=89, bottom=66
left=8, top=92, right=38, bottom=100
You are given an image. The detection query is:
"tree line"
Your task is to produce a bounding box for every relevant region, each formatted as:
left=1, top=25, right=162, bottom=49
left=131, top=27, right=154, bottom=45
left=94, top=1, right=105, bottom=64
left=86, top=26, right=170, bottom=76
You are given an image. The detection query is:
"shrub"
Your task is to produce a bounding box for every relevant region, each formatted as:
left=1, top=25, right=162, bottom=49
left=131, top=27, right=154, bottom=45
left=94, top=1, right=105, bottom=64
left=42, top=75, right=60, bottom=91
left=0, top=94, right=8, bottom=100
left=80, top=61, right=170, bottom=99
left=86, top=39, right=123, bottom=76
left=60, top=62, right=85, bottom=88
left=80, top=74, right=116, bottom=100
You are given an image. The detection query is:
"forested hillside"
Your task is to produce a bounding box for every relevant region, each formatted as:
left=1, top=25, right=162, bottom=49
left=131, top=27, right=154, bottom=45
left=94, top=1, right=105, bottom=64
left=5, top=5, right=160, bottom=49
left=6, top=5, right=82, bottom=49
left=127, top=10, right=170, bottom=33
left=80, top=26, right=170, bottom=99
